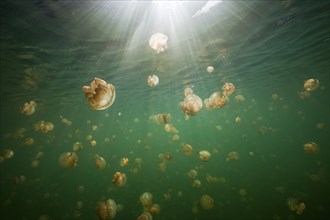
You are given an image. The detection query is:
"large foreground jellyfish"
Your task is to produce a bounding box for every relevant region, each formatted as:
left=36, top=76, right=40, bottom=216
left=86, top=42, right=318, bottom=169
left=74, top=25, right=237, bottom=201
left=149, top=33, right=168, bottom=53
left=97, top=199, right=117, bottom=220
left=180, top=94, right=203, bottom=116
left=20, top=101, right=37, bottom=115
left=82, top=78, right=116, bottom=110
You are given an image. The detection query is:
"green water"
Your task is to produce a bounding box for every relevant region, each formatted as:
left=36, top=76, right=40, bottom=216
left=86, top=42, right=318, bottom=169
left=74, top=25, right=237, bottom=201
left=0, top=0, right=329, bottom=220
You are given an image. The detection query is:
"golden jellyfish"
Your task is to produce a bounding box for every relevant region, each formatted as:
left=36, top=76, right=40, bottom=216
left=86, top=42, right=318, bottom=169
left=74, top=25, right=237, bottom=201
left=187, top=169, right=198, bottom=179
left=112, top=172, right=127, bottom=187
left=97, top=199, right=117, bottom=220
left=203, top=98, right=212, bottom=110
left=234, top=94, right=245, bottom=102
left=14, top=175, right=26, bottom=185
left=184, top=87, right=194, bottom=97
left=20, top=100, right=37, bottom=115
left=150, top=113, right=171, bottom=124
left=95, top=154, right=107, bottom=169
left=180, top=94, right=203, bottom=116
left=200, top=195, right=214, bottom=210
left=119, top=157, right=129, bottom=167
left=31, top=160, right=40, bottom=168
left=89, top=140, right=97, bottom=147
left=222, top=82, right=235, bottom=97
left=73, top=141, right=83, bottom=152
left=24, top=137, right=34, bottom=145
left=272, top=93, right=279, bottom=100
left=192, top=179, right=202, bottom=189
left=82, top=78, right=116, bottom=110
left=35, top=121, right=54, bottom=133
left=235, top=116, right=241, bottom=124
left=140, top=192, right=153, bottom=207
left=182, top=144, right=193, bottom=156
left=199, top=150, right=211, bottom=161
left=148, top=204, right=160, bottom=215
left=1, top=149, right=14, bottom=159
left=58, top=152, right=78, bottom=168
left=208, top=91, right=226, bottom=108
left=137, top=212, right=153, bottom=220
left=303, top=141, right=319, bottom=154
left=207, top=66, right=214, bottom=73
left=147, top=75, right=159, bottom=87
left=304, top=78, right=320, bottom=91
left=172, top=134, right=180, bottom=141
left=226, top=151, right=239, bottom=161
left=149, top=33, right=168, bottom=53
left=287, top=197, right=306, bottom=215
left=135, top=158, right=142, bottom=168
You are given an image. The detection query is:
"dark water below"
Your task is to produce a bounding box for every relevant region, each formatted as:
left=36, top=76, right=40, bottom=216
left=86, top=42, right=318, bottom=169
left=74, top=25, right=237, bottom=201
left=0, top=0, right=329, bottom=220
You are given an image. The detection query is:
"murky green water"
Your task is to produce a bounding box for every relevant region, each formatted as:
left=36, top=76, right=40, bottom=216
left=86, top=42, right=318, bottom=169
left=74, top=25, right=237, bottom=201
left=1, top=1, right=329, bottom=220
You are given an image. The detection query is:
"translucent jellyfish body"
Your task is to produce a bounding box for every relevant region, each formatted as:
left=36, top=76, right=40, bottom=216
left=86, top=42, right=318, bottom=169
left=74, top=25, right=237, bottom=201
left=147, top=75, right=159, bottom=87
left=149, top=33, right=168, bottom=53
left=58, top=152, right=78, bottom=168
left=304, top=79, right=320, bottom=92
left=112, top=172, right=127, bottom=187
left=222, top=83, right=235, bottom=97
left=20, top=101, right=37, bottom=115
left=97, top=199, right=117, bottom=220
left=82, top=78, right=116, bottom=110
left=180, top=94, right=203, bottom=116
left=200, top=195, right=214, bottom=210
left=199, top=150, right=211, bottom=161
left=140, top=192, right=153, bottom=207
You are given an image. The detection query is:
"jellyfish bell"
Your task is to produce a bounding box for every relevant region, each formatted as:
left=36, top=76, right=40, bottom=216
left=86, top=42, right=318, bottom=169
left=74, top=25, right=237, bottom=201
left=82, top=78, right=116, bottom=110
left=147, top=75, right=159, bottom=87
left=184, top=87, right=194, bottom=97
left=304, top=79, right=320, bottom=92
left=112, top=172, right=127, bottom=187
left=199, top=150, right=211, bottom=161
left=209, top=91, right=226, bottom=108
left=140, top=192, right=153, bottom=207
left=58, top=152, right=78, bottom=168
left=207, top=66, right=214, bottom=73
left=149, top=33, right=168, bottom=53
left=180, top=94, right=203, bottom=116
left=200, top=195, right=214, bottom=210
left=97, top=202, right=107, bottom=220
left=222, top=83, right=235, bottom=97
left=20, top=101, right=37, bottom=115
left=106, top=199, right=117, bottom=219
left=95, top=155, right=107, bottom=169
left=137, top=212, right=153, bottom=220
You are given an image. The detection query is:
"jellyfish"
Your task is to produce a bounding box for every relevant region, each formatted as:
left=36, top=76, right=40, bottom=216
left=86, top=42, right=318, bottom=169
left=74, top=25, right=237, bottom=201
left=82, top=78, right=116, bottom=110
left=226, top=151, right=239, bottom=161
left=208, top=91, right=226, bottom=108
left=147, top=75, right=159, bottom=87
left=303, top=141, right=319, bottom=154
left=140, top=192, right=153, bottom=207
left=187, top=169, right=198, bottom=179
left=199, top=150, right=211, bottom=161
left=207, top=66, right=214, bottom=73
left=180, top=94, right=203, bottom=116
left=119, top=157, right=129, bottom=167
left=200, top=195, right=214, bottom=210
left=149, top=33, right=168, bottom=53
left=1, top=149, right=14, bottom=159
left=148, top=204, right=160, bottom=215
left=222, top=83, right=235, bottom=97
left=35, top=121, right=54, bottom=133
left=112, top=172, right=127, bottom=187
left=304, top=79, right=320, bottom=91
left=192, top=179, right=202, bottom=189
left=73, top=142, right=83, bottom=152
left=20, top=100, right=37, bottom=115
left=97, top=199, right=117, bottom=220
left=137, top=212, right=153, bottom=220
left=182, top=144, right=193, bottom=156
left=234, top=94, right=245, bottom=102
left=95, top=154, right=107, bottom=169
left=58, top=152, right=78, bottom=168
left=184, top=87, right=194, bottom=97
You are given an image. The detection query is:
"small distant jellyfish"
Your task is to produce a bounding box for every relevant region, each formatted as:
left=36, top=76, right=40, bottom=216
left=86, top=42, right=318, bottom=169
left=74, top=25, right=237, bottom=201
left=58, top=152, right=78, bottom=168
left=20, top=101, right=37, bottom=115
left=95, top=155, right=107, bottom=169
left=112, top=172, right=127, bottom=187
left=137, top=212, right=153, bottom=220
left=207, top=66, right=214, bottom=73
left=120, top=157, right=129, bottom=167
left=200, top=195, right=214, bottom=210
left=147, top=75, right=159, bottom=87
left=73, top=141, right=83, bottom=152
left=180, top=94, right=203, bottom=116
left=226, top=151, right=239, bottom=161
left=192, top=179, right=202, bottom=189
left=303, top=141, right=319, bottom=154
left=187, top=169, right=198, bottom=179
left=304, top=79, right=320, bottom=91
left=82, top=78, right=116, bottom=110
left=149, top=33, right=168, bottom=53
left=184, top=87, right=194, bottom=97
left=199, top=150, right=211, bottom=161
left=222, top=83, right=235, bottom=97
left=140, top=192, right=153, bottom=207
left=234, top=94, right=245, bottom=102
left=182, top=144, right=193, bottom=156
